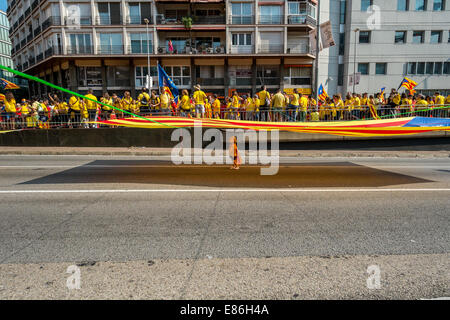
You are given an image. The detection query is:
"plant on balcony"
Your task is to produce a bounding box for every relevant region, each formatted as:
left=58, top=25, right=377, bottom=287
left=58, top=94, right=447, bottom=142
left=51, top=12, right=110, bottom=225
left=181, top=17, right=193, bottom=51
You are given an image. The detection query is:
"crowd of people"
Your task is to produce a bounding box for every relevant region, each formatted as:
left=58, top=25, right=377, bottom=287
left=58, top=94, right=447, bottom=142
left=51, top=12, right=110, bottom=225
left=1, top=85, right=449, bottom=130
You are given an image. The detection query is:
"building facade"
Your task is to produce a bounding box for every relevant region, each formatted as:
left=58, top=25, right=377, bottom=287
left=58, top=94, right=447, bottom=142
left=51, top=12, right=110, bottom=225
left=0, top=10, right=15, bottom=80
left=7, top=0, right=318, bottom=97
left=326, top=0, right=450, bottom=96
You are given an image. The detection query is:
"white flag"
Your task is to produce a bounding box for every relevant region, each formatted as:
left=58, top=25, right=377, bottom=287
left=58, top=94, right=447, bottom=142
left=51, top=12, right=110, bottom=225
left=320, top=21, right=335, bottom=49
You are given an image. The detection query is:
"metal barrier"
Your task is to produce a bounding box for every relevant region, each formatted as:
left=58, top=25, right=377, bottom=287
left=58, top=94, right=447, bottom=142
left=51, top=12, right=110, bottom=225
left=1, top=105, right=448, bottom=130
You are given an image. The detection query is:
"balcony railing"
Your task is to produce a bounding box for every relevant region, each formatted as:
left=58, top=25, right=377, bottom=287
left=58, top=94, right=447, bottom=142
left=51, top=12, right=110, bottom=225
left=42, top=16, right=61, bottom=31
left=36, top=53, right=44, bottom=62
left=45, top=46, right=62, bottom=58
left=193, top=15, right=226, bottom=24
left=229, top=15, right=254, bottom=25
left=157, top=45, right=225, bottom=54
left=66, top=46, right=94, bottom=55
left=127, top=15, right=152, bottom=25
left=33, top=26, right=41, bottom=37
left=195, top=78, right=225, bottom=86
left=32, top=0, right=40, bottom=11
left=287, top=14, right=316, bottom=26
left=259, top=15, right=283, bottom=25
left=64, top=16, right=93, bottom=26
left=230, top=45, right=254, bottom=54
left=257, top=77, right=279, bottom=85
left=286, top=45, right=311, bottom=54
left=18, top=14, right=24, bottom=24
left=156, top=14, right=182, bottom=25
left=11, top=47, right=15, bottom=55
left=95, top=15, right=123, bottom=25
left=258, top=44, right=284, bottom=53
left=127, top=45, right=154, bottom=54
left=9, top=27, right=13, bottom=34
left=97, top=45, right=124, bottom=54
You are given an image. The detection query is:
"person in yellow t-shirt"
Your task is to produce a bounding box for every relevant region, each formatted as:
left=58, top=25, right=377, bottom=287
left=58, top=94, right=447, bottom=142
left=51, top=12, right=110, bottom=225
left=297, top=92, right=308, bottom=122
left=205, top=96, right=212, bottom=119
left=445, top=94, right=450, bottom=118
left=159, top=90, right=171, bottom=115
left=100, top=93, right=113, bottom=120
left=271, top=89, right=285, bottom=122
left=193, top=85, right=207, bottom=118
left=415, top=95, right=428, bottom=116
left=434, top=91, right=445, bottom=118
left=84, top=88, right=98, bottom=122
left=252, top=95, right=260, bottom=121
left=344, top=94, right=353, bottom=120
left=178, top=90, right=191, bottom=117
left=212, top=94, right=221, bottom=119
left=121, top=91, right=133, bottom=114
left=352, top=93, right=361, bottom=119
left=68, top=95, right=81, bottom=127
left=289, top=90, right=300, bottom=122
left=230, top=91, right=242, bottom=120
left=149, top=90, right=160, bottom=114
left=4, top=92, right=16, bottom=129
left=137, top=88, right=151, bottom=113
left=258, top=85, right=270, bottom=121
left=244, top=94, right=254, bottom=120
left=111, top=93, right=123, bottom=118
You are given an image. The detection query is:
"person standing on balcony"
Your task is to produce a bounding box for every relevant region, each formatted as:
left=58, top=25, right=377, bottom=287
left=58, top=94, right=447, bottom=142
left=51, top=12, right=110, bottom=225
left=193, top=85, right=207, bottom=118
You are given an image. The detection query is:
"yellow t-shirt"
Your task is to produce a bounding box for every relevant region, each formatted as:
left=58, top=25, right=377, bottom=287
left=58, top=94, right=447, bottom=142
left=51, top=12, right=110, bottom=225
left=272, top=93, right=285, bottom=109
left=69, top=96, right=81, bottom=111
left=193, top=90, right=207, bottom=105
left=345, top=98, right=354, bottom=111
left=393, top=94, right=401, bottom=105
left=435, top=95, right=445, bottom=107
left=299, top=96, right=308, bottom=112
left=56, top=102, right=69, bottom=114
left=213, top=99, right=221, bottom=113
left=179, top=95, right=191, bottom=111
left=121, top=97, right=133, bottom=111
left=245, top=97, right=254, bottom=111
left=253, top=98, right=260, bottom=112
left=113, top=98, right=122, bottom=111
left=160, top=93, right=170, bottom=109
left=21, top=103, right=30, bottom=114
left=5, top=99, right=16, bottom=113
left=102, top=98, right=113, bottom=111
left=258, top=90, right=269, bottom=105
left=415, top=99, right=428, bottom=110
left=84, top=93, right=98, bottom=110
left=231, top=96, right=240, bottom=109
left=291, top=94, right=300, bottom=107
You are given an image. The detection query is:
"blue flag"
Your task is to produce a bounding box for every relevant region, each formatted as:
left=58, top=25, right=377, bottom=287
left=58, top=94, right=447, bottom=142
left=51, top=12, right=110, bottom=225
left=158, top=63, right=179, bottom=103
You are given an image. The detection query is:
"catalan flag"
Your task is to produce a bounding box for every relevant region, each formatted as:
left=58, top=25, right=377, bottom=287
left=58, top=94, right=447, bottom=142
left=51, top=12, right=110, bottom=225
left=318, top=84, right=328, bottom=101
left=399, top=77, right=417, bottom=93
left=0, top=93, right=5, bottom=101
left=0, top=78, right=20, bottom=90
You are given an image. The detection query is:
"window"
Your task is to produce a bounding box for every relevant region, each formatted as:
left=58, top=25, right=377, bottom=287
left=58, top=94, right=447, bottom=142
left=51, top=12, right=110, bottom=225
left=135, top=66, right=158, bottom=88
left=68, top=33, right=92, bottom=54
left=256, top=65, right=280, bottom=86
left=375, top=63, right=387, bottom=75
left=128, top=2, right=151, bottom=24
left=164, top=38, right=189, bottom=53
left=412, top=31, right=424, bottom=43
left=408, top=62, right=416, bottom=74
left=107, top=66, right=130, bottom=87
left=359, top=31, right=371, bottom=44
left=338, top=64, right=344, bottom=86
left=397, top=0, right=409, bottom=10
left=430, top=31, right=442, bottom=43
left=433, top=0, right=444, bottom=10
left=417, top=62, right=425, bottom=74
left=358, top=63, right=369, bottom=75
left=98, top=2, right=121, bottom=25
left=395, top=31, right=407, bottom=43
left=65, top=3, right=91, bottom=25
left=340, top=1, right=346, bottom=24
left=99, top=33, right=123, bottom=54
left=286, top=67, right=311, bottom=85
left=164, top=66, right=190, bottom=86
left=444, top=62, right=450, bottom=75
left=339, top=33, right=345, bottom=55
left=232, top=33, right=252, bottom=45
left=361, top=0, right=373, bottom=11
left=130, top=33, right=151, bottom=53
left=426, top=62, right=434, bottom=74
left=231, top=2, right=253, bottom=24
left=415, top=0, right=427, bottom=11
left=78, top=67, right=102, bottom=87
left=260, top=5, right=282, bottom=24
left=434, top=62, right=443, bottom=74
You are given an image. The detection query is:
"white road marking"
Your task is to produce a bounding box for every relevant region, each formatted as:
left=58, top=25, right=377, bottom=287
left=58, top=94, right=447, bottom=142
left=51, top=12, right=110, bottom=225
left=0, top=165, right=449, bottom=169
left=0, top=188, right=449, bottom=194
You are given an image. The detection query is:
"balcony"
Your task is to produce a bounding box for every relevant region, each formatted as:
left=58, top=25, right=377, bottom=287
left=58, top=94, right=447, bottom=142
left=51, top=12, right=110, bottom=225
left=29, top=57, right=36, bottom=65
left=65, top=16, right=93, bottom=26
left=33, top=26, right=41, bottom=37
left=259, top=15, right=283, bottom=25
left=287, top=14, right=316, bottom=27
left=25, top=7, right=31, bottom=17
left=229, top=15, right=254, bottom=25
left=257, top=77, right=279, bottom=86
left=11, top=47, right=15, bottom=55
left=36, top=53, right=44, bottom=62
left=32, top=0, right=40, bottom=11
left=258, top=44, right=284, bottom=54
left=18, top=14, right=24, bottom=24
left=193, top=16, right=226, bottom=24
left=156, top=14, right=182, bottom=25
left=95, top=15, right=123, bottom=25
left=13, top=21, right=18, bottom=30
left=66, top=45, right=94, bottom=55
left=127, top=15, right=152, bottom=25
left=157, top=44, right=225, bottom=55
left=286, top=45, right=311, bottom=54
left=20, top=39, right=26, bottom=48
left=27, top=34, right=33, bottom=42
left=45, top=46, right=62, bottom=58
left=42, top=16, right=61, bottom=31
left=127, top=45, right=154, bottom=54
left=97, top=45, right=124, bottom=55
left=230, top=45, right=254, bottom=54
left=9, top=27, right=13, bottom=34
left=15, top=43, right=20, bottom=52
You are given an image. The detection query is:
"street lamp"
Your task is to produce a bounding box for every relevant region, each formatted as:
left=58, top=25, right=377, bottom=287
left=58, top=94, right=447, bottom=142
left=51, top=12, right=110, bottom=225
left=353, top=28, right=360, bottom=94
left=144, top=18, right=151, bottom=90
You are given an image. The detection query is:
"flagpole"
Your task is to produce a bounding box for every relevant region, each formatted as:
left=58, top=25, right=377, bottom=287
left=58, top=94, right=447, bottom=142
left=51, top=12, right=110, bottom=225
left=314, top=0, right=321, bottom=102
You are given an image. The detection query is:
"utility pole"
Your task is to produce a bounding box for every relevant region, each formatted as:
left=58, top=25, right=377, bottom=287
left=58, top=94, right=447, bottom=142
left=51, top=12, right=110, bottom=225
left=314, top=0, right=321, bottom=102
left=144, top=18, right=151, bottom=90
left=353, top=28, right=360, bottom=94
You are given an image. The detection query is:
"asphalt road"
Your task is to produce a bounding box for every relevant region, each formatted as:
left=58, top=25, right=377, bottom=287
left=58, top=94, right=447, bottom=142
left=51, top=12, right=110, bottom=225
left=0, top=155, right=448, bottom=299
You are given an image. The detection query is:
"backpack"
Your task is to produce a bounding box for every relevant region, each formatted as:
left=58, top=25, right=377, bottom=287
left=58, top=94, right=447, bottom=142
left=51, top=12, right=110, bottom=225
left=141, top=94, right=148, bottom=106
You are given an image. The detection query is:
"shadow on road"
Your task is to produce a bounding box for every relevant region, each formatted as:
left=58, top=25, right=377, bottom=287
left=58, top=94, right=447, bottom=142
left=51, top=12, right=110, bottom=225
left=20, top=160, right=432, bottom=188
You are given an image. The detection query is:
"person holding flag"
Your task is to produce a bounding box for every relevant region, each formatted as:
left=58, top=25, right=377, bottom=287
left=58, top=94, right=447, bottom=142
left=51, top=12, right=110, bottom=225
left=0, top=78, right=20, bottom=90
left=158, top=63, right=179, bottom=107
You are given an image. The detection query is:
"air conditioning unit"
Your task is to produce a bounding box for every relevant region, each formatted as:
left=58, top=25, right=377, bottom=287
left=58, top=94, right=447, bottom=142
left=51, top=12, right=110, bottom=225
left=206, top=47, right=214, bottom=54
left=158, top=47, right=166, bottom=54
left=215, top=46, right=225, bottom=54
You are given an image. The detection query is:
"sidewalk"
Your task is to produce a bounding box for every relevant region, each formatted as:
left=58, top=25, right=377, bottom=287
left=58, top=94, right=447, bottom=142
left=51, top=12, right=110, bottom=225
left=0, top=147, right=449, bottom=158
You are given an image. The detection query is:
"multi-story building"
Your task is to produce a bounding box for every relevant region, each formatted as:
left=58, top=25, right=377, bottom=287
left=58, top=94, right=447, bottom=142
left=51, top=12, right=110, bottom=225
left=0, top=10, right=15, bottom=80
left=7, top=0, right=318, bottom=97
left=324, top=0, right=450, bottom=96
